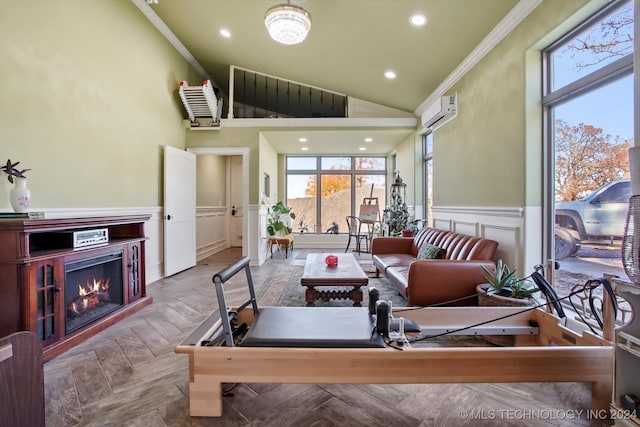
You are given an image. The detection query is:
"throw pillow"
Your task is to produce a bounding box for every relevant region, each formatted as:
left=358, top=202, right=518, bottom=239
left=417, top=243, right=446, bottom=260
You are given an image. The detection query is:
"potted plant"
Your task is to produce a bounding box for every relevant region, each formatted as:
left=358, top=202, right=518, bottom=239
left=266, top=201, right=296, bottom=236
left=1, top=159, right=32, bottom=212
left=476, top=260, right=540, bottom=346
left=402, top=219, right=421, bottom=237
left=383, top=203, right=410, bottom=236
left=477, top=260, right=539, bottom=305
left=297, top=218, right=309, bottom=234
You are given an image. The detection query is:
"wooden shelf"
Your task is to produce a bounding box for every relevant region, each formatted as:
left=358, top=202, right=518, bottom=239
left=0, top=215, right=151, bottom=361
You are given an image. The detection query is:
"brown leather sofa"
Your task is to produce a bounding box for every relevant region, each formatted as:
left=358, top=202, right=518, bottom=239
left=371, top=227, right=498, bottom=306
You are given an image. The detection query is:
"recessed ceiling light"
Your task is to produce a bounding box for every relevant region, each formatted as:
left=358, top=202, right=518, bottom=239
left=220, top=29, right=231, bottom=38
left=359, top=147, right=366, bottom=151
left=410, top=14, right=427, bottom=27
left=300, top=147, right=309, bottom=151
left=364, top=137, right=373, bottom=142
left=384, top=70, right=397, bottom=79
left=298, top=137, right=307, bottom=142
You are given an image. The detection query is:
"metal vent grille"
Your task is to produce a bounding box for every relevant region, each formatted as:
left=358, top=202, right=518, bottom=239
left=622, top=195, right=640, bottom=284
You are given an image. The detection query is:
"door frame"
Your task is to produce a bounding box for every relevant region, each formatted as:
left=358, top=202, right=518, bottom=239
left=228, top=155, right=244, bottom=247
left=189, top=147, right=249, bottom=257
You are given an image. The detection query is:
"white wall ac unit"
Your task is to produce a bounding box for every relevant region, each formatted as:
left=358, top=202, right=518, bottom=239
left=421, top=95, right=457, bottom=130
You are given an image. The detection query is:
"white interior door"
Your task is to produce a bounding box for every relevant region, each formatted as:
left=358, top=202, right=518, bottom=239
left=164, top=145, right=196, bottom=276
left=229, top=156, right=243, bottom=247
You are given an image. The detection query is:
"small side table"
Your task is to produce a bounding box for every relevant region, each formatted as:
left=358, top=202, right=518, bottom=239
left=269, top=235, right=294, bottom=258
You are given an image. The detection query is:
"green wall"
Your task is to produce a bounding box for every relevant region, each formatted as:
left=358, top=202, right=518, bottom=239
left=186, top=128, right=262, bottom=203
left=387, top=135, right=422, bottom=205
left=0, top=0, right=200, bottom=209
left=3, top=0, right=604, bottom=213
left=259, top=135, right=278, bottom=204
left=196, top=155, right=227, bottom=206
left=433, top=0, right=591, bottom=208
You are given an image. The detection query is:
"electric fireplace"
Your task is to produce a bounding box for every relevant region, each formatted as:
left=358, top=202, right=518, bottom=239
left=0, top=215, right=152, bottom=361
left=64, top=251, right=125, bottom=334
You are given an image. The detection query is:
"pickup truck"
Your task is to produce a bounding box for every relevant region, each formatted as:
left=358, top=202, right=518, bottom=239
left=555, top=180, right=631, bottom=259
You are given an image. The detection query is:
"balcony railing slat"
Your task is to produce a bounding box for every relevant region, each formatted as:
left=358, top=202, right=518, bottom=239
left=230, top=65, right=347, bottom=119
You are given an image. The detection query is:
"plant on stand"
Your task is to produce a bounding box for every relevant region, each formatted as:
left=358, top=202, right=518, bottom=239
left=1, top=159, right=32, bottom=213
left=383, top=203, right=409, bottom=236
left=266, top=201, right=296, bottom=236
left=402, top=218, right=421, bottom=237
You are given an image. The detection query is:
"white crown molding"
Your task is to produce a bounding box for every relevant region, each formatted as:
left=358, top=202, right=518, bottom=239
left=129, top=0, right=218, bottom=89
left=414, top=0, right=543, bottom=117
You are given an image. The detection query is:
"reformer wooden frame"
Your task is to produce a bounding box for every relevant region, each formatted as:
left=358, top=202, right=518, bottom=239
left=175, top=304, right=613, bottom=418
left=174, top=256, right=614, bottom=418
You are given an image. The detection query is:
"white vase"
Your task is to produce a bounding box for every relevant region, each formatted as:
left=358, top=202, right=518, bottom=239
left=10, top=177, right=31, bottom=213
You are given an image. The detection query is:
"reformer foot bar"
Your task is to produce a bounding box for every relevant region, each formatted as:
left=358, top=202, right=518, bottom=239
left=175, top=257, right=613, bottom=418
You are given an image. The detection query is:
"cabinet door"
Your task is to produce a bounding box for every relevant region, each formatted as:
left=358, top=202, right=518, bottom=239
left=127, top=242, right=144, bottom=302
left=29, top=259, right=63, bottom=346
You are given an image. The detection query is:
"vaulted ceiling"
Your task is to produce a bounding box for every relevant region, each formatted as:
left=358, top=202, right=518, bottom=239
left=139, top=0, right=527, bottom=154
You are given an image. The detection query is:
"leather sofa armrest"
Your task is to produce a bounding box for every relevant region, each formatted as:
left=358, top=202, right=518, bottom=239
left=406, top=260, right=496, bottom=307
left=371, top=236, right=414, bottom=255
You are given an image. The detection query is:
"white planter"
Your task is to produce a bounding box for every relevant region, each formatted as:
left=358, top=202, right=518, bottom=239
left=10, top=177, right=31, bottom=212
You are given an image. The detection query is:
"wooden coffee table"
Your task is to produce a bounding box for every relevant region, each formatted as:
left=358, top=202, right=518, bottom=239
left=301, top=253, right=368, bottom=306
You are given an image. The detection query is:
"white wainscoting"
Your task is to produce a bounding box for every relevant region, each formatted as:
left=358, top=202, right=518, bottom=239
left=432, top=206, right=528, bottom=276
left=196, top=206, right=229, bottom=261
left=249, top=204, right=268, bottom=266
left=143, top=210, right=163, bottom=285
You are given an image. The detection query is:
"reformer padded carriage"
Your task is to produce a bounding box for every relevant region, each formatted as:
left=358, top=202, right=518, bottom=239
left=175, top=256, right=614, bottom=418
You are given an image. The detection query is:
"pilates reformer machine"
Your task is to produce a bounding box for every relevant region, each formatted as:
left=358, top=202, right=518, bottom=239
left=175, top=256, right=616, bottom=418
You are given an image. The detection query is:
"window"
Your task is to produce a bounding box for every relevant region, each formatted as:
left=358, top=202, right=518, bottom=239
left=599, top=181, right=631, bottom=204
left=422, top=132, right=433, bottom=227
left=543, top=0, right=633, bottom=291
left=286, top=156, right=386, bottom=233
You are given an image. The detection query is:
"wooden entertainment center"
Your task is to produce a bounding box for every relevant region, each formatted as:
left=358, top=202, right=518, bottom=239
left=0, top=215, right=152, bottom=361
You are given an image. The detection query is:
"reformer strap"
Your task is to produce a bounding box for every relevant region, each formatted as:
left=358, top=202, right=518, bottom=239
left=587, top=277, right=618, bottom=328
left=531, top=271, right=566, bottom=319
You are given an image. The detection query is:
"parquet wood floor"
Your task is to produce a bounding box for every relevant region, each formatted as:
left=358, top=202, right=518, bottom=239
left=44, top=248, right=593, bottom=426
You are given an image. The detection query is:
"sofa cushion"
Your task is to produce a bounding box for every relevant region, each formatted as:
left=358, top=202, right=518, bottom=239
left=385, top=266, right=410, bottom=298
left=417, top=243, right=446, bottom=260
left=372, top=253, right=416, bottom=273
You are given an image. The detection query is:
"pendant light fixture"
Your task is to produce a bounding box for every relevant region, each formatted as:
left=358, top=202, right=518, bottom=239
left=264, top=0, right=312, bottom=45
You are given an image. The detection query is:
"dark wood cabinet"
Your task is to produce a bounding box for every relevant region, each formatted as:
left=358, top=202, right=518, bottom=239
left=30, top=258, right=63, bottom=347
left=127, top=241, right=144, bottom=303
left=0, top=215, right=152, bottom=361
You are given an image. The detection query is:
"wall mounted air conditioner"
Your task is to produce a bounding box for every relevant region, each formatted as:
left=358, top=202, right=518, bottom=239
left=421, top=94, right=457, bottom=131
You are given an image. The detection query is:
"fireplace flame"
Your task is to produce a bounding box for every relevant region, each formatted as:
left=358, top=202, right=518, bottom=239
left=68, top=277, right=111, bottom=317
left=78, top=277, right=110, bottom=296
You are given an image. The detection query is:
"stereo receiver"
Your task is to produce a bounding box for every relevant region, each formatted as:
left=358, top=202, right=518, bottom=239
left=48, top=228, right=110, bottom=249
left=72, top=228, right=109, bottom=248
